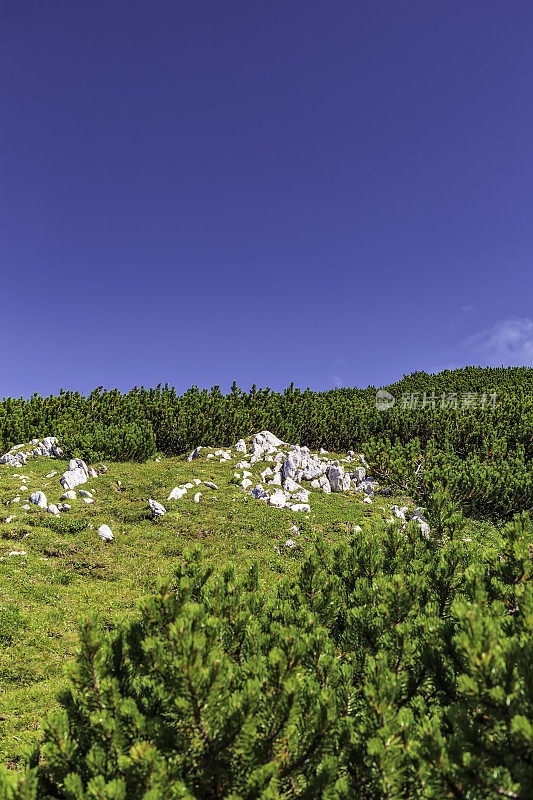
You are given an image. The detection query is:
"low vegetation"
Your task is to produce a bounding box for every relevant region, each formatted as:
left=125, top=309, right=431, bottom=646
left=0, top=368, right=531, bottom=798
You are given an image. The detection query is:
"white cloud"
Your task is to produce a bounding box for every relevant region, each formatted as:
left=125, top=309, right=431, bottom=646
left=463, top=317, right=533, bottom=365
left=461, top=304, right=475, bottom=313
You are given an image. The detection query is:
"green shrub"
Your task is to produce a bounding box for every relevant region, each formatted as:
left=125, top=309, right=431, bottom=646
left=6, top=516, right=532, bottom=800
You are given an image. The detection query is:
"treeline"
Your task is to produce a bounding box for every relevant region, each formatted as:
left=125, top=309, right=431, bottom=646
left=1, top=366, right=532, bottom=517
left=2, top=508, right=531, bottom=799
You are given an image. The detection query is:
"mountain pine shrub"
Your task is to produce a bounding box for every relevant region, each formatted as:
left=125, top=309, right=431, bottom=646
left=2, top=513, right=531, bottom=800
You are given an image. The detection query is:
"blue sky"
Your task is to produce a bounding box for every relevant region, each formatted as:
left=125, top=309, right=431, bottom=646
left=2, top=1, right=533, bottom=397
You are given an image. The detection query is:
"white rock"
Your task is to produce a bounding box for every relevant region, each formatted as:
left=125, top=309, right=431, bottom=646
left=97, top=524, right=114, bottom=542
left=60, top=503, right=71, bottom=511
left=187, top=447, right=202, bottom=462
left=290, top=504, right=310, bottom=513
left=236, top=461, right=251, bottom=469
left=60, top=458, right=89, bottom=490
left=5, top=516, right=13, bottom=523
left=293, top=488, right=310, bottom=503
left=241, top=478, right=252, bottom=489
left=30, top=491, right=48, bottom=509
left=82, top=497, right=94, bottom=504
left=48, top=504, right=60, bottom=514
left=320, top=447, right=328, bottom=454
left=9, top=551, right=26, bottom=556
left=149, top=499, right=166, bottom=516
left=268, top=491, right=287, bottom=508
left=11, top=497, right=21, bottom=503
left=204, top=481, right=218, bottom=489
left=235, top=438, right=247, bottom=453
left=45, top=471, right=58, bottom=478
left=242, top=470, right=253, bottom=478
left=168, top=487, right=187, bottom=500
left=192, top=478, right=202, bottom=486
left=260, top=467, right=273, bottom=481
left=269, top=472, right=282, bottom=486
left=250, top=431, right=283, bottom=457
left=183, top=483, right=194, bottom=489
left=19, top=485, right=28, bottom=492
left=283, top=476, right=300, bottom=493
left=250, top=484, right=268, bottom=499
left=79, top=489, right=93, bottom=498
left=61, top=490, right=77, bottom=500
left=351, top=466, right=366, bottom=484
left=194, top=492, right=201, bottom=503
left=363, top=496, right=372, bottom=504
left=22, top=504, right=30, bottom=510
left=310, top=479, right=320, bottom=489
left=88, top=467, right=98, bottom=478
left=282, top=447, right=303, bottom=481
left=285, top=539, right=296, bottom=548
left=327, top=463, right=351, bottom=493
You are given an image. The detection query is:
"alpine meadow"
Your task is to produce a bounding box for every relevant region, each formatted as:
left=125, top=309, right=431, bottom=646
left=0, top=367, right=531, bottom=800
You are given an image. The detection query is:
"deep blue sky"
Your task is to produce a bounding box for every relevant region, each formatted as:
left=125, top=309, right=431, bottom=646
left=2, top=1, right=533, bottom=397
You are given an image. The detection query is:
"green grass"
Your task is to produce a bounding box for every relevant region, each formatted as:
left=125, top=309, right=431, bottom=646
left=0, top=446, right=496, bottom=771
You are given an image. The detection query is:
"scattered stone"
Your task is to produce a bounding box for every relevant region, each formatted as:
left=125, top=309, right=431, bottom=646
left=283, top=477, right=300, bottom=493
left=194, top=492, right=201, bottom=503
left=187, top=447, right=202, bottom=461
left=250, top=484, right=268, bottom=499
left=97, top=524, right=113, bottom=542
left=193, top=478, right=202, bottom=486
left=149, top=499, right=166, bottom=517
left=61, top=458, right=89, bottom=491
left=88, top=467, right=98, bottom=478
left=168, top=486, right=187, bottom=500
left=284, top=539, right=296, bottom=548
left=79, top=489, right=93, bottom=498
left=363, top=496, right=372, bottom=504
left=183, top=482, right=194, bottom=489
left=268, top=491, right=287, bottom=508
left=30, top=491, right=48, bottom=509
left=82, top=497, right=94, bottom=504
left=234, top=439, right=247, bottom=453
left=9, top=551, right=27, bottom=556
left=250, top=431, right=283, bottom=457
left=61, top=490, right=77, bottom=500
left=290, top=504, right=310, bottom=513
left=204, top=481, right=218, bottom=489
left=48, top=504, right=60, bottom=515
left=45, top=471, right=58, bottom=478
left=327, top=463, right=351, bottom=493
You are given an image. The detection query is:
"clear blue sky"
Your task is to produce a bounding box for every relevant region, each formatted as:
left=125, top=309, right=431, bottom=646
left=2, top=1, right=533, bottom=397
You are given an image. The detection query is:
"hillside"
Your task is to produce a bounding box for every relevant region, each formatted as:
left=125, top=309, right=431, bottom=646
left=0, top=371, right=532, bottom=799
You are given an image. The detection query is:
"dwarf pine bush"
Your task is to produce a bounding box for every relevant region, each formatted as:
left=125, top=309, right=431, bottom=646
left=2, top=511, right=531, bottom=800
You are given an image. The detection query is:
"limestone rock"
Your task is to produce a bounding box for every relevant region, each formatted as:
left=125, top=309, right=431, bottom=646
left=149, top=499, right=166, bottom=517
left=187, top=447, right=202, bottom=462
left=97, top=524, right=113, bottom=542
left=168, top=487, right=187, bottom=500
left=268, top=491, right=287, bottom=508
left=61, top=458, right=89, bottom=491
left=30, top=491, right=48, bottom=509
